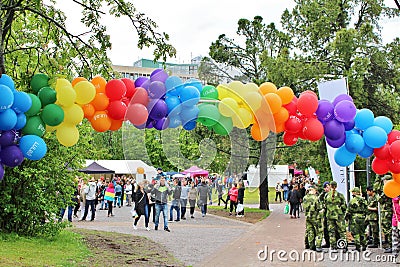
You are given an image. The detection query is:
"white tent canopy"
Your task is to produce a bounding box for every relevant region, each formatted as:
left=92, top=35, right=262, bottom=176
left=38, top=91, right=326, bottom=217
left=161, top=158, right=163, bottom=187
left=85, top=160, right=157, bottom=180
left=245, top=165, right=290, bottom=188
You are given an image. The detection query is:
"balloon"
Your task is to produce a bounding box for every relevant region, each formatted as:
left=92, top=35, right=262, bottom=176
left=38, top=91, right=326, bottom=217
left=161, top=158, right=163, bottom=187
left=57, top=85, right=76, bottom=107
left=90, top=111, right=111, bottom=132
left=334, top=100, right=357, bottom=122
left=374, top=116, right=393, bottom=134
left=22, top=116, right=46, bottom=137
left=201, top=85, right=219, bottom=100
left=264, top=93, right=282, bottom=114
left=389, top=159, right=400, bottom=174
left=316, top=100, right=334, bottom=123
left=180, top=106, right=199, bottom=124
left=0, top=85, right=14, bottom=112
left=394, top=173, right=400, bottom=184
left=212, top=115, right=233, bottom=136
left=276, top=87, right=294, bottom=105
left=390, top=140, right=400, bottom=160
left=14, top=113, right=26, bottom=130
left=218, top=98, right=238, bottom=117
left=285, top=115, right=302, bottom=133
left=105, top=79, right=126, bottom=101
left=55, top=79, right=71, bottom=92
left=71, top=77, right=87, bottom=87
left=259, top=82, right=277, bottom=95
left=232, top=108, right=252, bottom=129
left=107, top=101, right=127, bottom=120
left=283, top=132, right=298, bottom=146
left=383, top=180, right=400, bottom=198
left=345, top=133, right=365, bottom=153
left=165, top=76, right=183, bottom=93
left=358, top=145, right=374, bottom=158
left=165, top=95, right=182, bottom=116
left=363, top=126, right=388, bottom=148
left=41, top=104, right=64, bottom=126
left=334, top=145, right=357, bottom=167
left=243, top=91, right=262, bottom=111
left=126, top=103, right=148, bottom=126
left=30, top=73, right=49, bottom=94
left=25, top=93, right=42, bottom=117
left=137, top=167, right=145, bottom=174
left=297, top=93, right=318, bottom=116
left=74, top=81, right=96, bottom=105
left=11, top=91, right=31, bottom=114
left=56, top=123, right=79, bottom=147
left=154, top=118, right=169, bottom=130
left=0, top=130, right=17, bottom=147
left=91, top=93, right=109, bottom=111
left=38, top=87, right=56, bottom=107
left=168, top=116, right=182, bottom=128
left=343, top=120, right=355, bottom=131
left=0, top=164, right=4, bottom=180
left=302, top=118, right=324, bottom=141
left=145, top=118, right=155, bottom=129
left=273, top=107, right=289, bottom=125
left=324, top=119, right=345, bottom=140
left=388, top=130, right=400, bottom=144
left=91, top=76, right=107, bottom=94
left=82, top=103, right=95, bottom=119
left=332, top=94, right=353, bottom=107
left=251, top=123, right=269, bottom=141
left=148, top=99, right=168, bottom=120
left=0, top=109, right=17, bottom=130
left=326, top=134, right=346, bottom=148
left=0, top=74, right=15, bottom=91
left=150, top=69, right=168, bottom=83
left=283, top=97, right=298, bottom=115
left=354, top=109, right=374, bottom=130
left=185, top=78, right=203, bottom=93
left=179, top=86, right=200, bottom=107
left=109, top=119, right=123, bottom=131
left=197, top=104, right=220, bottom=127
left=374, top=144, right=391, bottom=160
left=134, top=77, right=149, bottom=88
left=183, top=120, right=196, bottom=131
left=148, top=81, right=166, bottom=100
left=121, top=78, right=136, bottom=98
left=0, top=145, right=24, bottom=167
left=130, top=87, right=149, bottom=106
left=63, top=104, right=84, bottom=125
left=19, top=135, right=47, bottom=160
left=216, top=84, right=230, bottom=100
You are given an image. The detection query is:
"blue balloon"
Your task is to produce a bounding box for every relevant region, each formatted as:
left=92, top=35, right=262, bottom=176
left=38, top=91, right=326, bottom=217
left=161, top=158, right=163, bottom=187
left=165, top=76, right=183, bottom=92
left=179, top=86, right=200, bottom=107
left=354, top=109, right=374, bottom=130
left=19, top=135, right=47, bottom=160
left=373, top=116, right=393, bottom=134
left=334, top=145, right=357, bottom=167
left=180, top=106, right=199, bottom=124
left=0, top=109, right=17, bottom=130
left=0, top=74, right=15, bottom=91
left=358, top=145, right=374, bottom=158
left=168, top=116, right=182, bottom=128
left=12, top=91, right=32, bottom=114
left=345, top=133, right=365, bottom=153
left=14, top=113, right=27, bottom=130
left=165, top=95, right=182, bottom=116
left=185, top=78, right=203, bottom=94
left=363, top=126, right=388, bottom=148
left=183, top=120, right=197, bottom=131
left=0, top=85, right=14, bottom=111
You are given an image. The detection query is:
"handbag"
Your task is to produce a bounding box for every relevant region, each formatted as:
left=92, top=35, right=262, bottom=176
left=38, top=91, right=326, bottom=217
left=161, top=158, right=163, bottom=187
left=284, top=203, right=289, bottom=214
left=130, top=203, right=137, bottom=218
left=237, top=203, right=244, bottom=213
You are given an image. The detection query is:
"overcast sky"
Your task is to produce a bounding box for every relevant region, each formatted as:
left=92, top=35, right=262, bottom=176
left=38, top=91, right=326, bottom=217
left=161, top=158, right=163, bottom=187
left=56, top=0, right=399, bottom=66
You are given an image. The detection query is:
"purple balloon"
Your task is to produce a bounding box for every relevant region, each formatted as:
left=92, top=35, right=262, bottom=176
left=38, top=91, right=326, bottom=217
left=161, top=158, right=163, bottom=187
left=148, top=99, right=168, bottom=120
left=154, top=118, right=169, bottom=130
left=0, top=145, right=24, bottom=167
left=343, top=120, right=355, bottom=131
left=324, top=119, right=345, bottom=140
left=150, top=69, right=168, bottom=83
left=141, top=79, right=151, bottom=90
left=334, top=100, right=357, bottom=122
left=326, top=134, right=346, bottom=148
left=316, top=100, right=334, bottom=122
left=332, top=94, right=353, bottom=107
left=134, top=123, right=146, bottom=130
left=0, top=164, right=4, bottom=181
left=134, top=77, right=149, bottom=88
left=148, top=81, right=166, bottom=99
left=0, top=130, right=17, bottom=147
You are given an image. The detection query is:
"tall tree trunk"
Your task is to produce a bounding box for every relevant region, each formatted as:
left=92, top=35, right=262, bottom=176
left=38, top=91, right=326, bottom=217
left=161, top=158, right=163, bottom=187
left=259, top=139, right=269, bottom=210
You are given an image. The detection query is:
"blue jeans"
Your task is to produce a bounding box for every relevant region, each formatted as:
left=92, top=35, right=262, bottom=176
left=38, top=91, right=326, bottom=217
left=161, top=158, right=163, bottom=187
left=82, top=199, right=96, bottom=221
left=170, top=199, right=180, bottom=220
left=180, top=199, right=187, bottom=219
left=59, top=206, right=73, bottom=222
left=283, top=190, right=289, bottom=201
left=155, top=203, right=169, bottom=229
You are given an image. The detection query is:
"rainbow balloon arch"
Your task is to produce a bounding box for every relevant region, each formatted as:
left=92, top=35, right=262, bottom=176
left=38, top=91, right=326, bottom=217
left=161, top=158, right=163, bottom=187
left=0, top=69, right=399, bottom=198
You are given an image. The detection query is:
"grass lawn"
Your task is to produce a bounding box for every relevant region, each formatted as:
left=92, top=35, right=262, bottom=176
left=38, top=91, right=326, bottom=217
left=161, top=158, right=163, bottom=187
left=211, top=187, right=279, bottom=205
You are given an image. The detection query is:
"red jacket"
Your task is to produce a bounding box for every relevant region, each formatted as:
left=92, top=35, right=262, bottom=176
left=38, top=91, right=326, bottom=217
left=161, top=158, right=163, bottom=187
left=229, top=187, right=238, bottom=202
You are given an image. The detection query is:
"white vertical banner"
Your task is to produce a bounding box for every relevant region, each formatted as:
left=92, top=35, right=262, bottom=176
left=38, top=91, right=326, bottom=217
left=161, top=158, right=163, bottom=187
left=317, top=78, right=355, bottom=202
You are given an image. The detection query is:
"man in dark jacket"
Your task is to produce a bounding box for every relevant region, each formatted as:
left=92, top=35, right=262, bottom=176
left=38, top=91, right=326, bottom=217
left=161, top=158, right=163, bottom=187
left=151, top=176, right=172, bottom=231
left=169, top=178, right=181, bottom=222
left=288, top=184, right=302, bottom=219
left=197, top=178, right=209, bottom=217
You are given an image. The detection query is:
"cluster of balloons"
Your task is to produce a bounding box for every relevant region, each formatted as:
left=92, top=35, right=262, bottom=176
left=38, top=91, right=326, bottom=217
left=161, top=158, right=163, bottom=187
left=372, top=129, right=400, bottom=174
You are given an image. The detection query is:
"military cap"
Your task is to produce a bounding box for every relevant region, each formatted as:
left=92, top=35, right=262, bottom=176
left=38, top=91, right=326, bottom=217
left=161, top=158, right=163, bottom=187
left=330, top=181, right=337, bottom=187
left=350, top=187, right=360, bottom=193
left=323, top=181, right=330, bottom=188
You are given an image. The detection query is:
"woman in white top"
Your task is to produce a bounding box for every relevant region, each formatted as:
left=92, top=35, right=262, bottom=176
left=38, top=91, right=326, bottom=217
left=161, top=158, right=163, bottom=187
left=125, top=180, right=133, bottom=206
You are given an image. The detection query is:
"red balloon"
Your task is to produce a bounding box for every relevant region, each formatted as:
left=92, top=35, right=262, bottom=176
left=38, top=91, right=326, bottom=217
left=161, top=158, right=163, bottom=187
left=374, top=144, right=391, bottom=160
left=126, top=103, right=148, bottom=126
left=130, top=87, right=149, bottom=106
left=109, top=119, right=123, bottom=131
left=372, top=157, right=390, bottom=175
left=390, top=140, right=400, bottom=160
left=389, top=159, right=400, bottom=174
left=302, top=118, right=324, bottom=141
left=388, top=130, right=400, bottom=144
left=283, top=97, right=298, bottom=115
left=283, top=132, right=298, bottom=146
left=121, top=78, right=136, bottom=98
left=105, top=79, right=126, bottom=101
left=107, top=101, right=127, bottom=120
left=284, top=115, right=302, bottom=133
left=121, top=97, right=131, bottom=106
left=297, top=93, right=318, bottom=116
left=300, top=90, right=318, bottom=98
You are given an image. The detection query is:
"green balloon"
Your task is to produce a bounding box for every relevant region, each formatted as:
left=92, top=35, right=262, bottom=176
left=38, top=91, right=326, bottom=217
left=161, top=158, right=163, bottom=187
left=201, top=85, right=219, bottom=100
left=41, top=104, right=64, bottom=126
left=38, top=87, right=57, bottom=107
left=25, top=93, right=42, bottom=117
left=30, top=73, right=49, bottom=94
left=197, top=104, right=220, bottom=127
left=213, top=115, right=233, bottom=136
left=22, top=115, right=46, bottom=137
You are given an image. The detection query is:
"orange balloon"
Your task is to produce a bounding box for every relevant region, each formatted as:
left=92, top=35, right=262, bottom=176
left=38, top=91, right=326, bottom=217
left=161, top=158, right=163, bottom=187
left=137, top=167, right=145, bottom=174
left=90, top=111, right=111, bottom=132
left=259, top=82, right=277, bottom=96
left=251, top=123, right=269, bottom=141
left=109, top=119, right=123, bottom=131
left=277, top=86, right=295, bottom=105
left=393, top=173, right=400, bottom=184
left=71, top=77, right=87, bottom=87
left=91, top=93, right=110, bottom=111
left=273, top=107, right=289, bottom=124
left=91, top=76, right=107, bottom=94
left=264, top=93, right=282, bottom=114
left=271, top=122, right=285, bottom=134
left=383, top=180, right=400, bottom=198
left=82, top=103, right=95, bottom=119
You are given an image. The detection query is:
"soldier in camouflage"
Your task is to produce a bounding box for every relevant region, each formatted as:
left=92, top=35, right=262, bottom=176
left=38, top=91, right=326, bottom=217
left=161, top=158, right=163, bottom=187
left=379, top=175, right=394, bottom=253
left=345, top=187, right=367, bottom=251
left=319, top=181, right=331, bottom=248
left=366, top=186, right=379, bottom=248
left=303, top=186, right=323, bottom=252
left=324, top=181, right=347, bottom=251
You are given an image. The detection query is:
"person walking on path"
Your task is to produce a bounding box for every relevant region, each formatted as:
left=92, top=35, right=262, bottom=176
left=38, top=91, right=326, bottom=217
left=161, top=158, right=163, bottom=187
left=180, top=179, right=190, bottom=220
left=114, top=182, right=122, bottom=208
left=216, top=180, right=226, bottom=206
left=132, top=182, right=150, bottom=231
left=169, top=178, right=181, bottom=222
left=188, top=182, right=197, bottom=218
left=345, top=187, right=367, bottom=252
left=125, top=180, right=133, bottom=206
left=237, top=181, right=245, bottom=217
left=288, top=184, right=302, bottom=219
left=80, top=178, right=97, bottom=221
left=104, top=182, right=115, bottom=217
left=228, top=183, right=238, bottom=216
left=275, top=182, right=282, bottom=202
left=282, top=179, right=290, bottom=201
left=197, top=178, right=209, bottom=217
left=145, top=181, right=156, bottom=224
left=152, top=176, right=172, bottom=231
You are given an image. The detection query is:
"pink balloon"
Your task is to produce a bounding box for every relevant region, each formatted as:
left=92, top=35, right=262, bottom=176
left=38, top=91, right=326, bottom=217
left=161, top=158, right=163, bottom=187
left=125, top=103, right=148, bottom=126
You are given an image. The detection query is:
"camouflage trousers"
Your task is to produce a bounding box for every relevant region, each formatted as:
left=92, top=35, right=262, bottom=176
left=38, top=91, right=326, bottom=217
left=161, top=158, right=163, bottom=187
left=382, top=211, right=392, bottom=247
left=327, top=218, right=346, bottom=249
left=350, top=217, right=367, bottom=249
left=368, top=220, right=380, bottom=245
left=392, top=226, right=400, bottom=254
left=305, top=218, right=323, bottom=249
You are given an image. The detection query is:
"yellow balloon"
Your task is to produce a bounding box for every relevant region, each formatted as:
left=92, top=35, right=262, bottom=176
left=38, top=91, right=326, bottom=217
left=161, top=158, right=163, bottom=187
left=56, top=123, right=79, bottom=147
left=63, top=104, right=84, bottom=125
left=217, top=84, right=229, bottom=100
left=229, top=81, right=247, bottom=96
left=243, top=91, right=262, bottom=112
left=55, top=79, right=72, bottom=92
left=218, top=97, right=239, bottom=117
left=74, top=81, right=96, bottom=105
left=57, top=86, right=76, bottom=107
left=232, top=107, right=252, bottom=129
left=244, top=83, right=259, bottom=93
left=46, top=125, right=57, bottom=132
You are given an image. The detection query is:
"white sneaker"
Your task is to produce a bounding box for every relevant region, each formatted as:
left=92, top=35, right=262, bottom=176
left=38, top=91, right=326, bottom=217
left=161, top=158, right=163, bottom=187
left=133, top=225, right=137, bottom=230
left=146, top=227, right=150, bottom=231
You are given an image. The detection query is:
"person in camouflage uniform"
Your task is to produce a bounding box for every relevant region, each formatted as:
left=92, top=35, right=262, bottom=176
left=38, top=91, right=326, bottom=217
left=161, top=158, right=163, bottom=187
left=345, top=187, right=367, bottom=251
left=303, top=186, right=323, bottom=252
left=319, top=181, right=331, bottom=248
left=324, top=181, right=347, bottom=251
left=366, top=186, right=379, bottom=248
left=378, top=175, right=394, bottom=253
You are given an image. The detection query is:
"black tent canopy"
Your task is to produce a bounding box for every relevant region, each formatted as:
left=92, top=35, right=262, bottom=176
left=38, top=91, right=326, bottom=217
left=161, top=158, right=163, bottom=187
left=79, top=161, right=115, bottom=174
